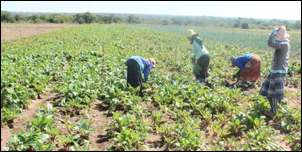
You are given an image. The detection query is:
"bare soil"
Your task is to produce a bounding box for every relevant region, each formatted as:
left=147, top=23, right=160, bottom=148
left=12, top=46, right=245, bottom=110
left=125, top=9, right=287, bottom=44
left=274, top=134, right=292, bottom=151
left=1, top=24, right=77, bottom=42
left=285, top=87, right=301, bottom=109
left=88, top=102, right=112, bottom=151
left=145, top=134, right=165, bottom=151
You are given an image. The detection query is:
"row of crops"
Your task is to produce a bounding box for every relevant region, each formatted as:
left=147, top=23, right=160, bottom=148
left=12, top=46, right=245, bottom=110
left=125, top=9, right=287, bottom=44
left=1, top=24, right=301, bottom=151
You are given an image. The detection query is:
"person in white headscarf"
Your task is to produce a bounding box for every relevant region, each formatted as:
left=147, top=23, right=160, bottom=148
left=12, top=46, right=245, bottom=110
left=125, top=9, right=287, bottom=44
left=260, top=26, right=290, bottom=117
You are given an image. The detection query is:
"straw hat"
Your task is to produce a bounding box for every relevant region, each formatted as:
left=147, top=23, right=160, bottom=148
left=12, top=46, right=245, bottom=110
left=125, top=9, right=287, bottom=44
left=275, top=26, right=290, bottom=41
left=148, top=58, right=156, bottom=68
left=187, top=29, right=197, bottom=38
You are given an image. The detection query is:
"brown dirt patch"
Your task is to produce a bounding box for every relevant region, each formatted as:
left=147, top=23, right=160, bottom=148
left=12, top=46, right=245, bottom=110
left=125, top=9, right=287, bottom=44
left=1, top=23, right=78, bottom=42
left=88, top=102, right=112, bottom=151
left=285, top=87, right=301, bottom=109
left=145, top=134, right=165, bottom=151
left=274, top=134, right=292, bottom=151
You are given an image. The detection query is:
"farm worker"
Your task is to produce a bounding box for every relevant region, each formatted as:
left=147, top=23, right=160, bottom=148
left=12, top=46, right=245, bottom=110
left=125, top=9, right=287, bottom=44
left=126, top=56, right=156, bottom=97
left=187, top=29, right=210, bottom=83
left=231, top=53, right=261, bottom=86
left=259, top=26, right=290, bottom=117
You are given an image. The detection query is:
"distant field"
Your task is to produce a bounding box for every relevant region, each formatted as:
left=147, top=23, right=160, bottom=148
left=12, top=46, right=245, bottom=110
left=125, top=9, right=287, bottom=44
left=1, top=23, right=78, bottom=42
left=1, top=23, right=301, bottom=58
left=135, top=25, right=301, bottom=57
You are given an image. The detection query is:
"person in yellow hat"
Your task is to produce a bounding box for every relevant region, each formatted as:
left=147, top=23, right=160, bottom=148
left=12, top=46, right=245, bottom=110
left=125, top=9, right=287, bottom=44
left=187, top=29, right=210, bottom=83
left=126, top=56, right=156, bottom=97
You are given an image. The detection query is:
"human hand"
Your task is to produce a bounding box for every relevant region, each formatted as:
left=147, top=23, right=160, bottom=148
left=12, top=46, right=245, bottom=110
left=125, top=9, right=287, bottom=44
left=191, top=57, right=196, bottom=64
left=232, top=75, right=236, bottom=81
left=273, top=26, right=280, bottom=31
left=271, top=26, right=280, bottom=34
left=235, top=80, right=243, bottom=87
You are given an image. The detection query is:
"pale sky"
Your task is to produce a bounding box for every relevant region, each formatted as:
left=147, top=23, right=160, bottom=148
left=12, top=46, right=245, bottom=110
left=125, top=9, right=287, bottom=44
left=1, top=1, right=301, bottom=20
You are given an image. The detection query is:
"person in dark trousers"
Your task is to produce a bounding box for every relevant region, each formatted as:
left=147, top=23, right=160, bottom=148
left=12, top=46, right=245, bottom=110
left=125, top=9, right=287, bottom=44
left=231, top=53, right=261, bottom=87
left=260, top=26, right=290, bottom=117
left=126, top=56, right=156, bottom=97
left=187, top=29, right=210, bottom=83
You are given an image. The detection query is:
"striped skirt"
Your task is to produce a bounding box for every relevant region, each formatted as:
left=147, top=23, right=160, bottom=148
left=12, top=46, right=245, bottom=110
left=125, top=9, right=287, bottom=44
left=259, top=73, right=286, bottom=100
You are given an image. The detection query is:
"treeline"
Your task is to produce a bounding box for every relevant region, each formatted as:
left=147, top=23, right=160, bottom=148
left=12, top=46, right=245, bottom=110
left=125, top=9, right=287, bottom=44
left=73, top=13, right=141, bottom=24
left=1, top=11, right=141, bottom=24
left=1, top=11, right=301, bottom=30
left=1, top=11, right=71, bottom=23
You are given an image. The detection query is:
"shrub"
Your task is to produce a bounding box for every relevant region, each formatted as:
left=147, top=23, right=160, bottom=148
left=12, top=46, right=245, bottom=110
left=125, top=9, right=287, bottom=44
left=241, top=23, right=249, bottom=29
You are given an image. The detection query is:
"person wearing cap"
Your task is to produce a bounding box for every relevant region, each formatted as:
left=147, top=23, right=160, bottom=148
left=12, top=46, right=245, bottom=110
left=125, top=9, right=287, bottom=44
left=126, top=56, right=156, bottom=97
left=231, top=53, right=261, bottom=87
left=259, top=26, right=290, bottom=117
left=187, top=29, right=210, bottom=83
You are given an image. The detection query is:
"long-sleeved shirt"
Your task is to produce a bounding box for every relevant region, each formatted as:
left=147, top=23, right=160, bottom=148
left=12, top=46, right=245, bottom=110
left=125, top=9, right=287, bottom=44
left=127, top=56, right=153, bottom=82
left=192, top=37, right=209, bottom=60
left=234, top=53, right=254, bottom=70
left=268, top=32, right=290, bottom=74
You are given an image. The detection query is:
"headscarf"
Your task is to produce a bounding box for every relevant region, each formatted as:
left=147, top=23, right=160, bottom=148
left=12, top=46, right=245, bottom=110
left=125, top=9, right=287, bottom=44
left=275, top=26, right=290, bottom=41
left=148, top=58, right=156, bottom=68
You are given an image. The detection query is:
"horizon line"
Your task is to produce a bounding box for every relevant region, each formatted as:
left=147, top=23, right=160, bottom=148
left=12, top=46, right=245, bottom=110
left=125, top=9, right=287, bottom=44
left=3, top=10, right=301, bottom=21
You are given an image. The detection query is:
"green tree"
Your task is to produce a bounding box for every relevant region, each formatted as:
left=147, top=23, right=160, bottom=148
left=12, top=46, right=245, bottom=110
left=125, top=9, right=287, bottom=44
left=1, top=11, right=15, bottom=23
left=103, top=16, right=112, bottom=24
left=45, top=14, right=69, bottom=23
left=103, top=14, right=116, bottom=24
left=53, top=16, right=65, bottom=23
left=241, top=23, right=249, bottom=29
left=112, top=16, right=123, bottom=23
left=14, top=14, right=24, bottom=22
left=74, top=12, right=97, bottom=24
left=97, top=15, right=106, bottom=24
left=172, top=17, right=183, bottom=25
left=34, top=19, right=43, bottom=24
left=74, top=14, right=85, bottom=24
left=162, top=20, right=169, bottom=26
left=127, top=15, right=141, bottom=24
left=233, top=18, right=242, bottom=28
left=82, top=12, right=97, bottom=24
left=26, top=15, right=39, bottom=22
left=39, top=15, right=47, bottom=21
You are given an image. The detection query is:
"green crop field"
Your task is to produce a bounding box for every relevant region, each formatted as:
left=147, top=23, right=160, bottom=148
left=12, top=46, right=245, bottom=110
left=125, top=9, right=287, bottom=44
left=135, top=24, right=302, bottom=58
left=1, top=24, right=301, bottom=151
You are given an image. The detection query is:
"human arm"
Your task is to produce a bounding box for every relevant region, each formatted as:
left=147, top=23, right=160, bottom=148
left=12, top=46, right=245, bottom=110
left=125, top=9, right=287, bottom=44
left=195, top=37, right=203, bottom=48
left=233, top=70, right=241, bottom=81
left=143, top=64, right=152, bottom=82
left=235, top=80, right=244, bottom=87
left=191, top=56, right=196, bottom=64
left=268, top=29, right=286, bottom=50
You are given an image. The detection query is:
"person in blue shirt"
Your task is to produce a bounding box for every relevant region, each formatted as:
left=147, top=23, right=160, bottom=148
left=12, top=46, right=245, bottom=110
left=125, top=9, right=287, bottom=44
left=126, top=56, right=156, bottom=97
left=231, top=53, right=261, bottom=87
